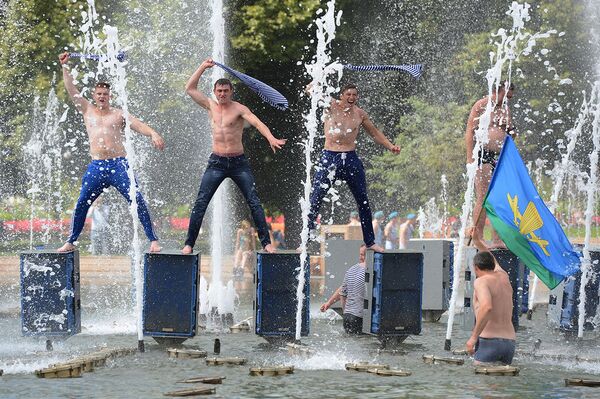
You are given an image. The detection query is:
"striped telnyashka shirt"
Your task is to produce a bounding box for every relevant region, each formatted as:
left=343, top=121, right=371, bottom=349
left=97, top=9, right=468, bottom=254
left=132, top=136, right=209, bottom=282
left=340, top=263, right=366, bottom=318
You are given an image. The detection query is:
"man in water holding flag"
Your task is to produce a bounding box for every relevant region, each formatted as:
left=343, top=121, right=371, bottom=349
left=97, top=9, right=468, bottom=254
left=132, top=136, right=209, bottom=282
left=181, top=58, right=286, bottom=254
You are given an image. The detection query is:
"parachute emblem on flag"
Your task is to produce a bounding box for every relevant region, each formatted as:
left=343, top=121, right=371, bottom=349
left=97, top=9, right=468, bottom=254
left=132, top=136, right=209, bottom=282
left=507, top=193, right=550, bottom=256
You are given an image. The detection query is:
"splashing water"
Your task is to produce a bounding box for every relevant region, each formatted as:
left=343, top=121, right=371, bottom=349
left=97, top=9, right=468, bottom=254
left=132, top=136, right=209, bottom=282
left=24, top=82, right=68, bottom=249
left=578, top=81, right=600, bottom=337
left=527, top=92, right=595, bottom=314
left=297, top=0, right=344, bottom=340
left=440, top=174, right=449, bottom=234
left=417, top=198, right=443, bottom=238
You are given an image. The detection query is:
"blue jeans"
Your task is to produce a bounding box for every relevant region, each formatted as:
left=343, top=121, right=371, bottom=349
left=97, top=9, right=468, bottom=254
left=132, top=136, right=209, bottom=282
left=185, top=154, right=271, bottom=248
left=308, top=150, right=375, bottom=247
left=67, top=157, right=158, bottom=243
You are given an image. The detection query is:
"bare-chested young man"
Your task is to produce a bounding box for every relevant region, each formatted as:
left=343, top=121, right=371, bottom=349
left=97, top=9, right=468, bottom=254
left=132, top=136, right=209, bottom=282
left=181, top=58, right=286, bottom=254
left=307, top=84, right=401, bottom=251
left=466, top=81, right=516, bottom=251
left=466, top=251, right=516, bottom=365
left=57, top=52, right=164, bottom=253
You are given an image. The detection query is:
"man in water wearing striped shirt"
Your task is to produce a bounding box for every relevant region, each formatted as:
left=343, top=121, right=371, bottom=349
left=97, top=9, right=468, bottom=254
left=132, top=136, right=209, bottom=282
left=320, top=244, right=367, bottom=334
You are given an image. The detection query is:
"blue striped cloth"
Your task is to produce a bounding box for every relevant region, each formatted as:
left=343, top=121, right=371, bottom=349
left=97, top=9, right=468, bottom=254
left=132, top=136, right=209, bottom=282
left=214, top=62, right=289, bottom=111
left=344, top=63, right=423, bottom=79
left=69, top=52, right=126, bottom=62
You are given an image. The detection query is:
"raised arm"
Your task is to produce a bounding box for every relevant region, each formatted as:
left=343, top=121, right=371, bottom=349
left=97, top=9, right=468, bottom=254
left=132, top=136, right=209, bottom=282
left=128, top=115, right=165, bottom=150
left=59, top=52, right=90, bottom=112
left=240, top=106, right=286, bottom=153
left=362, top=114, right=401, bottom=154
left=185, top=58, right=214, bottom=110
left=465, top=102, right=482, bottom=163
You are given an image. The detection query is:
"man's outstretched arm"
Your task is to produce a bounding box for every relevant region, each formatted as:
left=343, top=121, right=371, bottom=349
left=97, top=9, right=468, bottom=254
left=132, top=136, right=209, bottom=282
left=129, top=115, right=165, bottom=150
left=362, top=115, right=401, bottom=154
left=320, top=286, right=343, bottom=312
left=59, top=52, right=90, bottom=112
left=240, top=107, right=286, bottom=153
left=185, top=58, right=214, bottom=110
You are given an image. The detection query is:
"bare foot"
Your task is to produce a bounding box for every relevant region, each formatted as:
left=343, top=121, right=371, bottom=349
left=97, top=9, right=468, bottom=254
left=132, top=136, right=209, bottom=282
left=149, top=241, right=161, bottom=252
left=264, top=244, right=276, bottom=253
left=181, top=245, right=193, bottom=255
left=57, top=242, right=76, bottom=252
left=367, top=244, right=385, bottom=253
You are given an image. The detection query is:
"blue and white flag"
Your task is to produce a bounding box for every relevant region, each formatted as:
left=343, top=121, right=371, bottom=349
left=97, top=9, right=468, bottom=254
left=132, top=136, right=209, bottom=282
left=214, top=62, right=289, bottom=111
left=344, top=63, right=424, bottom=79
left=484, top=136, right=580, bottom=289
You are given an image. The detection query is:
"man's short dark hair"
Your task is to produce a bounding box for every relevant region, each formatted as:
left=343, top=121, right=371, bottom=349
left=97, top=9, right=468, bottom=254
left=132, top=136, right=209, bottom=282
left=473, top=251, right=496, bottom=271
left=498, top=80, right=515, bottom=92
left=95, top=81, right=111, bottom=90
left=341, top=83, right=358, bottom=94
left=214, top=78, right=233, bottom=90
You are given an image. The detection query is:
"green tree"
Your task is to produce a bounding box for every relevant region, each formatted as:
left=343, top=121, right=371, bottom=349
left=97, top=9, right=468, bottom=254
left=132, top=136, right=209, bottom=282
left=368, top=98, right=468, bottom=212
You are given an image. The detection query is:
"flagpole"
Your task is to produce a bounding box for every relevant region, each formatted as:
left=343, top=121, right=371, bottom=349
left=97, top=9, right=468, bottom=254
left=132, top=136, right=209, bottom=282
left=467, top=202, right=487, bottom=247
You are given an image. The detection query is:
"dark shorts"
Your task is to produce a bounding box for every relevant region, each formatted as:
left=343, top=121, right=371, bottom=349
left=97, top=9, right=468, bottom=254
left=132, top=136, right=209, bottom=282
left=477, top=148, right=499, bottom=170
left=474, top=337, right=516, bottom=365
left=343, top=313, right=363, bottom=334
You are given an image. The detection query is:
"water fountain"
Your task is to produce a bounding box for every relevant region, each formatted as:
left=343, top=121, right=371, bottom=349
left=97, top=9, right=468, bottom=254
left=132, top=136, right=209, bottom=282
left=297, top=0, right=344, bottom=340
left=24, top=83, right=68, bottom=249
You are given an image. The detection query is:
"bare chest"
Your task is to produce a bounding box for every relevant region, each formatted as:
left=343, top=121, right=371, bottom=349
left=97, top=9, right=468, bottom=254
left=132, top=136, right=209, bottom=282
left=325, top=109, right=361, bottom=136
left=84, top=111, right=123, bottom=133
left=210, top=108, right=243, bottom=130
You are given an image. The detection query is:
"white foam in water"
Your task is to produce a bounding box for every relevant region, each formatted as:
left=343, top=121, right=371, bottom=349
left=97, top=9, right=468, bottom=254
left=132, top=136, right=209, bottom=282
left=286, top=350, right=354, bottom=370
left=1, top=355, right=72, bottom=375
left=81, top=313, right=136, bottom=335
left=298, top=0, right=344, bottom=340
left=446, top=1, right=552, bottom=344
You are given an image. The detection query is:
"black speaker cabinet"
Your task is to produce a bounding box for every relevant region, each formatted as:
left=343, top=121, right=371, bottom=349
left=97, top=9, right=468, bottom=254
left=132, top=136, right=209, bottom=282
left=363, top=250, right=423, bottom=336
left=254, top=251, right=309, bottom=338
left=20, top=250, right=81, bottom=337
left=143, top=250, right=200, bottom=338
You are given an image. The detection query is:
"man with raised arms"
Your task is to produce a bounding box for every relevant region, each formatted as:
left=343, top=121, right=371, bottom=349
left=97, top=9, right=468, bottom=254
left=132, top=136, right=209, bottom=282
left=57, top=52, right=164, bottom=253
left=181, top=58, right=286, bottom=254
left=466, top=251, right=516, bottom=365
left=466, top=81, right=516, bottom=251
left=307, top=84, right=401, bottom=252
